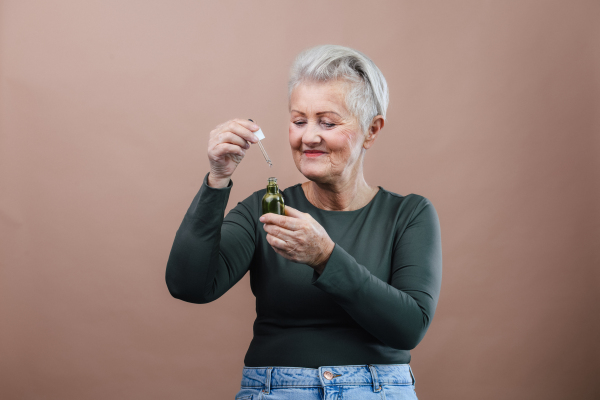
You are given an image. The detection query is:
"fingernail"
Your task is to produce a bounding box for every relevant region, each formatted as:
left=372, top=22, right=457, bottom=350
left=253, top=135, right=259, bottom=142
left=252, top=124, right=259, bottom=130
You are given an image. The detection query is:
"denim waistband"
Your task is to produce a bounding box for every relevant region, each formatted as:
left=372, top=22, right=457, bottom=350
left=241, top=364, right=415, bottom=393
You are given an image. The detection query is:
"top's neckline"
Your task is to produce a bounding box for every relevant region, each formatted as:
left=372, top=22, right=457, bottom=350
left=294, top=183, right=383, bottom=214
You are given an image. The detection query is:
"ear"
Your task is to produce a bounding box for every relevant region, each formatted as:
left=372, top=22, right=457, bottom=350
left=363, top=115, right=384, bottom=149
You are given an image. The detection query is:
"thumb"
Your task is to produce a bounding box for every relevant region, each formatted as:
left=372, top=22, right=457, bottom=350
left=284, top=205, right=306, bottom=219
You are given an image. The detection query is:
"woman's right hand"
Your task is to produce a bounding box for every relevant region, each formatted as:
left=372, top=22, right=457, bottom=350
left=207, top=118, right=260, bottom=187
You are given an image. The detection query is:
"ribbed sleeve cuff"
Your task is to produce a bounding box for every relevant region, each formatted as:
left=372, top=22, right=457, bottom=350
left=310, top=244, right=371, bottom=301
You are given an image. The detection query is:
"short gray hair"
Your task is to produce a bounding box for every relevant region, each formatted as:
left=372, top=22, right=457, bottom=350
left=288, top=44, right=389, bottom=134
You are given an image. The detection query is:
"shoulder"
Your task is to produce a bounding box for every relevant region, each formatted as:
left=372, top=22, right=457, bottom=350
left=378, top=187, right=433, bottom=210
left=227, top=184, right=265, bottom=222
left=236, top=187, right=264, bottom=212
left=282, top=182, right=303, bottom=197
left=377, top=187, right=439, bottom=225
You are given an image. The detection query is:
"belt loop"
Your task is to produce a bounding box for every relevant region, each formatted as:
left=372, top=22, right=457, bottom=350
left=408, top=365, right=416, bottom=386
left=367, top=364, right=381, bottom=392
left=263, top=367, right=273, bottom=394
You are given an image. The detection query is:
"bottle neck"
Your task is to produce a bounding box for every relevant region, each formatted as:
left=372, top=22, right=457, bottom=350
left=267, top=184, right=279, bottom=194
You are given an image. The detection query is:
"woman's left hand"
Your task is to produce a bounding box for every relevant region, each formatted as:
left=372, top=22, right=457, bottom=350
left=260, top=205, right=335, bottom=273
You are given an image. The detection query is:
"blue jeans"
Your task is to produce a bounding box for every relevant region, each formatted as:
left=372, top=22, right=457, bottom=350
left=234, top=364, right=418, bottom=399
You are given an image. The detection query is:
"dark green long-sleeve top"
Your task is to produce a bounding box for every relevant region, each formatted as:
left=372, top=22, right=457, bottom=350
left=165, top=172, right=442, bottom=368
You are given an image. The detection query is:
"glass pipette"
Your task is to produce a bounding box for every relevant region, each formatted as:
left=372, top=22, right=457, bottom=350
left=248, top=119, right=272, bottom=167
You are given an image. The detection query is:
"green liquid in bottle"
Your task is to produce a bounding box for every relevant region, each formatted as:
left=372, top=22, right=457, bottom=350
left=262, top=177, right=285, bottom=216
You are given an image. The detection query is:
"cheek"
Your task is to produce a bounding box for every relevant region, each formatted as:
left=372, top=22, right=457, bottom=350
left=289, top=127, right=302, bottom=149
left=330, top=128, right=357, bottom=158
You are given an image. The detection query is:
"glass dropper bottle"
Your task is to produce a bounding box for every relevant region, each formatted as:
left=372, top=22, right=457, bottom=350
left=262, top=177, right=285, bottom=215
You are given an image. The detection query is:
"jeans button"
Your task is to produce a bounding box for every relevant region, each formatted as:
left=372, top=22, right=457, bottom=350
left=323, top=371, right=334, bottom=380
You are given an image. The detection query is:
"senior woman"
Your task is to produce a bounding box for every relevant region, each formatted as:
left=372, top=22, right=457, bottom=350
left=165, top=44, right=442, bottom=400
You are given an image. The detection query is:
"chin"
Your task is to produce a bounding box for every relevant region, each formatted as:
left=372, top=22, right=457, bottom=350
left=299, top=165, right=329, bottom=183
left=293, top=152, right=330, bottom=182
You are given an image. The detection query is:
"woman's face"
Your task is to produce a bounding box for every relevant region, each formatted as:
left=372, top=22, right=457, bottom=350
left=289, top=80, right=367, bottom=185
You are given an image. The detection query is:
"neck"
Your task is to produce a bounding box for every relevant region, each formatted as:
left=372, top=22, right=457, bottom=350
left=303, top=163, right=377, bottom=211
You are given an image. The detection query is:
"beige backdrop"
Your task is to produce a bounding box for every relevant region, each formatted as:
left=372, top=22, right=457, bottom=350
left=1, top=1, right=598, bottom=399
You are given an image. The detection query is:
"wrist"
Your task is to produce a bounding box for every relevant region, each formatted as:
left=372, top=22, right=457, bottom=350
left=207, top=172, right=231, bottom=188
left=313, top=240, right=335, bottom=275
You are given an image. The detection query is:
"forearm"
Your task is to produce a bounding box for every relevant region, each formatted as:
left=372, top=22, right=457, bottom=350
left=311, top=244, right=434, bottom=349
left=165, top=173, right=232, bottom=304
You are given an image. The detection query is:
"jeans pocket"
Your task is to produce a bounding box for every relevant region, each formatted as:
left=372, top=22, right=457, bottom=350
left=234, top=387, right=263, bottom=400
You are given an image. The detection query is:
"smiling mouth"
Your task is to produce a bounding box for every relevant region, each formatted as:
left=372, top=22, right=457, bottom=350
left=303, top=151, right=326, bottom=158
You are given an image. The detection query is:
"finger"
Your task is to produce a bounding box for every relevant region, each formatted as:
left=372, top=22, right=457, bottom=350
left=233, top=118, right=260, bottom=133
left=266, top=233, right=288, bottom=251
left=214, top=131, right=251, bottom=149
left=260, top=214, right=301, bottom=231
left=283, top=205, right=307, bottom=219
left=271, top=246, right=296, bottom=263
left=228, top=119, right=261, bottom=143
left=212, top=143, right=246, bottom=158
left=263, top=223, right=295, bottom=241
left=212, top=120, right=259, bottom=145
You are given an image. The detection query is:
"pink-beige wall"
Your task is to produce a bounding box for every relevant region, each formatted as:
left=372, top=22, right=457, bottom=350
left=1, top=1, right=598, bottom=399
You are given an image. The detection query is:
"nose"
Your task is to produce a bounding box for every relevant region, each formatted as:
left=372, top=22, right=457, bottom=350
left=302, top=121, right=322, bottom=146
